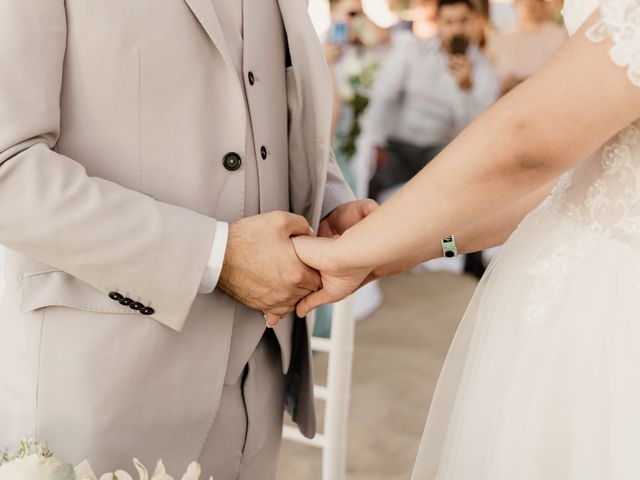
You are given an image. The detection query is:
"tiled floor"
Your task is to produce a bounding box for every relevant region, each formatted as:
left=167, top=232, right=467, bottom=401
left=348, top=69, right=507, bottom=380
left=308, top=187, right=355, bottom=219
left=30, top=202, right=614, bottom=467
left=278, top=271, right=479, bottom=479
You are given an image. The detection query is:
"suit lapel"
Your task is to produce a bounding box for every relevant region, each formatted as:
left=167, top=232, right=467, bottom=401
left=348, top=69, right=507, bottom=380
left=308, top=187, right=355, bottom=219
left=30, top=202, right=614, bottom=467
left=277, top=0, right=332, bottom=141
left=278, top=0, right=334, bottom=226
left=182, top=0, right=233, bottom=67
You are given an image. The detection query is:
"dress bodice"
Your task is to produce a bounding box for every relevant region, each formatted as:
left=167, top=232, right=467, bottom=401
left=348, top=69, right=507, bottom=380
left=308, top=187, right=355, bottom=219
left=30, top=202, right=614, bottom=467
left=526, top=0, right=640, bottom=245
left=516, top=0, right=640, bottom=324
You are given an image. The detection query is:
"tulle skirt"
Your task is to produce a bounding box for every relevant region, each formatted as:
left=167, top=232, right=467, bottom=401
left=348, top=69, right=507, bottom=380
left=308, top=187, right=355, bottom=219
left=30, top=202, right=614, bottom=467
left=411, top=215, right=640, bottom=479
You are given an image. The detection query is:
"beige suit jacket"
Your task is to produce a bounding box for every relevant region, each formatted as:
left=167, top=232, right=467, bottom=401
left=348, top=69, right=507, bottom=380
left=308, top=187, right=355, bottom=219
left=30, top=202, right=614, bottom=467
left=0, top=0, right=354, bottom=469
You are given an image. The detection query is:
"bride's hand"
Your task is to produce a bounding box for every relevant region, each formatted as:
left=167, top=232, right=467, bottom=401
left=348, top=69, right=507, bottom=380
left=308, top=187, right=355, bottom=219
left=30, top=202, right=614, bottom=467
left=292, top=235, right=372, bottom=317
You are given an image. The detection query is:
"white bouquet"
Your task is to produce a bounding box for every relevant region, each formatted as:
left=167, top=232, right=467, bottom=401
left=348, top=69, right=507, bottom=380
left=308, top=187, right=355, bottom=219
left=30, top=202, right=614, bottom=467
left=0, top=440, right=212, bottom=480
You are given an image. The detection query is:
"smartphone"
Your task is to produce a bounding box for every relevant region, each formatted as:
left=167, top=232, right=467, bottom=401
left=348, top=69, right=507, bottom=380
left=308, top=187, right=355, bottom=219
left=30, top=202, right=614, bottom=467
left=450, top=35, right=470, bottom=55
left=329, top=22, right=349, bottom=45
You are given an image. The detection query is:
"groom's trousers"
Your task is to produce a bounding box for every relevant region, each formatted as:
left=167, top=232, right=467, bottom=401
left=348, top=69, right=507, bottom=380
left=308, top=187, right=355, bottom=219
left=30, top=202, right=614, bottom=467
left=198, top=329, right=285, bottom=480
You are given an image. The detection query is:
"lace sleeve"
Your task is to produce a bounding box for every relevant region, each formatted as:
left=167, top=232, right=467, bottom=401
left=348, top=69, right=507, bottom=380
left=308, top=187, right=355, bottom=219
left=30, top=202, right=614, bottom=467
left=586, top=0, right=640, bottom=86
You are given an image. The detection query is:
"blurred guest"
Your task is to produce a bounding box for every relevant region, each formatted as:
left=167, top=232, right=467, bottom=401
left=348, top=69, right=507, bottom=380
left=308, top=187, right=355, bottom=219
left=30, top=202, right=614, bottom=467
left=366, top=0, right=499, bottom=199
left=488, top=0, right=567, bottom=95
left=469, top=0, right=492, bottom=51
left=324, top=0, right=390, bottom=190
left=365, top=0, right=499, bottom=277
left=392, top=0, right=439, bottom=39
left=545, top=0, right=565, bottom=23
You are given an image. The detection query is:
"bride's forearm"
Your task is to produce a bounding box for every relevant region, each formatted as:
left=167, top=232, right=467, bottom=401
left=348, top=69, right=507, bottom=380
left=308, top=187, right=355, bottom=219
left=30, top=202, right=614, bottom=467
left=337, top=105, right=568, bottom=272
left=435, top=179, right=555, bottom=258
left=370, top=179, right=555, bottom=278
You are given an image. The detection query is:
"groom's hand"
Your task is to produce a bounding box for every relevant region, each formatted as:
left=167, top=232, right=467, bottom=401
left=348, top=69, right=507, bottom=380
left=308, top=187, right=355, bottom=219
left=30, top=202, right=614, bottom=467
left=286, top=200, right=378, bottom=318
left=318, top=199, right=379, bottom=238
left=218, top=212, right=321, bottom=320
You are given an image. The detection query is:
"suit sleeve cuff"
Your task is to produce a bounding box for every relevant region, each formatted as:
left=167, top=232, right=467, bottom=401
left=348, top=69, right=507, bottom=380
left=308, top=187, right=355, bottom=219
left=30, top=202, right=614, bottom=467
left=198, top=221, right=229, bottom=294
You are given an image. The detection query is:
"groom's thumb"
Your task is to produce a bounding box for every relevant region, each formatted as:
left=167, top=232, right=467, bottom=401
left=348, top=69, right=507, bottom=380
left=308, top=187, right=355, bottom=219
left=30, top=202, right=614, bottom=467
left=297, top=288, right=332, bottom=318
left=361, top=199, right=379, bottom=216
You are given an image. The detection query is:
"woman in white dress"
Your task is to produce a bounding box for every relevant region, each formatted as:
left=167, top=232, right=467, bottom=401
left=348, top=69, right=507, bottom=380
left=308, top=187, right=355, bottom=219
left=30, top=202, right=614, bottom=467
left=291, top=0, right=640, bottom=477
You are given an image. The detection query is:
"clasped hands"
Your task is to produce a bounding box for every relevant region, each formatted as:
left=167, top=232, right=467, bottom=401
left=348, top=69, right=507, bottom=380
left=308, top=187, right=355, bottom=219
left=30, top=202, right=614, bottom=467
left=217, top=200, right=378, bottom=327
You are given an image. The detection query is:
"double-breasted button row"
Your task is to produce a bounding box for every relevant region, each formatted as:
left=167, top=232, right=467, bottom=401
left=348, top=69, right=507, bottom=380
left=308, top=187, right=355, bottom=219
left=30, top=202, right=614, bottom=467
left=245, top=70, right=269, bottom=163
left=108, top=291, right=155, bottom=316
left=223, top=152, right=242, bottom=171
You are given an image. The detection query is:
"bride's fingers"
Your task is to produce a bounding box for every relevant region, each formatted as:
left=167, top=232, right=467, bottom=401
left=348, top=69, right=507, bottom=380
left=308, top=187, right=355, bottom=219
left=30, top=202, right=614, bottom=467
left=291, top=235, right=323, bottom=269
left=296, top=288, right=335, bottom=318
left=290, top=235, right=308, bottom=260
left=264, top=312, right=284, bottom=328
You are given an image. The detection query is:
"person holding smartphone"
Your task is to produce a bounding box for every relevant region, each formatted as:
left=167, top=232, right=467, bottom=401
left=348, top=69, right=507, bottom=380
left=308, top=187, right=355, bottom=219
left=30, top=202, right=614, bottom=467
left=323, top=0, right=390, bottom=142
left=448, top=35, right=474, bottom=90
left=365, top=0, right=499, bottom=278
left=323, top=0, right=389, bottom=69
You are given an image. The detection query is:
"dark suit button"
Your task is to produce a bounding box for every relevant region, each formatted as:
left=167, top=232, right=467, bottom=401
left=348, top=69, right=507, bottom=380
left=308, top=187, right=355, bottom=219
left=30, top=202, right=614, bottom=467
left=109, top=291, right=123, bottom=301
left=223, top=152, right=242, bottom=171
left=248, top=71, right=255, bottom=85
left=260, top=146, right=267, bottom=160
left=119, top=297, right=133, bottom=306
left=140, top=307, right=155, bottom=315
left=130, top=302, right=144, bottom=311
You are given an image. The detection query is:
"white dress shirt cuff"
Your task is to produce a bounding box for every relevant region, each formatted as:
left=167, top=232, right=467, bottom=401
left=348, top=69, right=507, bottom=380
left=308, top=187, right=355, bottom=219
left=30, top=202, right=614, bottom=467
left=198, top=221, right=229, bottom=294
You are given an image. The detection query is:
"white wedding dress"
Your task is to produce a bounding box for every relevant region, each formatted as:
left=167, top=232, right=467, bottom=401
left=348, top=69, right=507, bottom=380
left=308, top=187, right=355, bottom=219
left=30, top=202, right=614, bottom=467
left=411, top=1, right=640, bottom=478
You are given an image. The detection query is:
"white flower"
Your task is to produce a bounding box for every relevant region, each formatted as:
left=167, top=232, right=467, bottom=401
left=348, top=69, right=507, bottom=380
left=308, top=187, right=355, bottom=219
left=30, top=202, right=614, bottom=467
left=180, top=461, right=210, bottom=480
left=74, top=460, right=99, bottom=480
left=51, top=463, right=78, bottom=480
left=342, top=55, right=363, bottom=77
left=81, top=459, right=213, bottom=480
left=0, top=441, right=213, bottom=480
left=337, top=82, right=355, bottom=102
left=0, top=453, right=64, bottom=480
